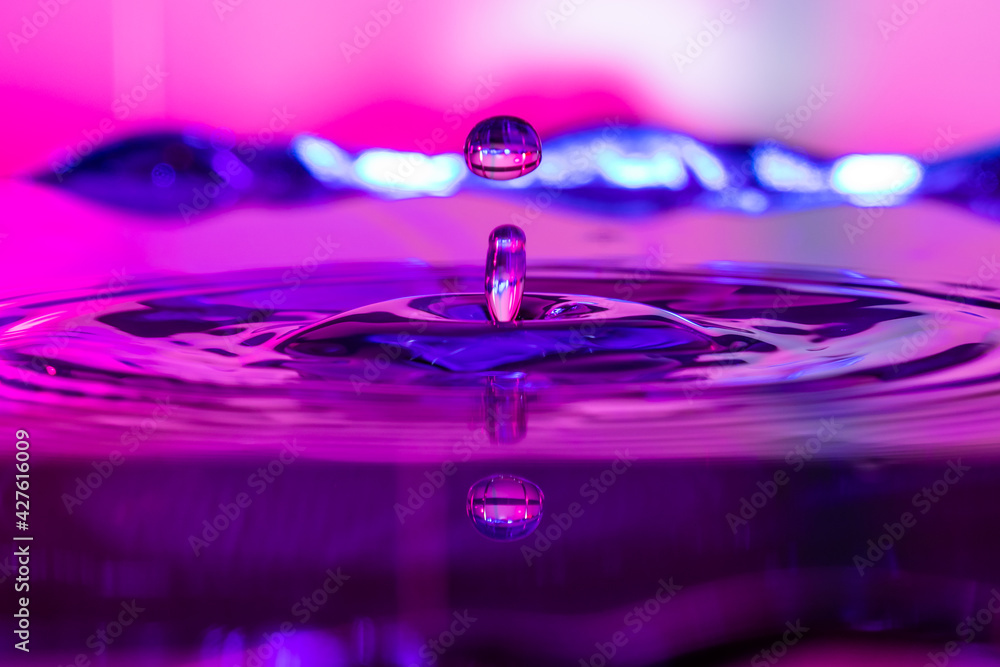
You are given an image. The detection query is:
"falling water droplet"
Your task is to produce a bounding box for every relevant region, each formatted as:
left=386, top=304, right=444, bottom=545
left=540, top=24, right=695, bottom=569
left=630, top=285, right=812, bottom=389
left=466, top=475, right=544, bottom=541
left=464, top=116, right=542, bottom=180
left=485, top=224, right=526, bottom=324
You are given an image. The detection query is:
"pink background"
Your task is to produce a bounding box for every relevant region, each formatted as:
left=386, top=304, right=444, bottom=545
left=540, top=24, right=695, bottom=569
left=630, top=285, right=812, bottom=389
left=1, top=0, right=1000, bottom=295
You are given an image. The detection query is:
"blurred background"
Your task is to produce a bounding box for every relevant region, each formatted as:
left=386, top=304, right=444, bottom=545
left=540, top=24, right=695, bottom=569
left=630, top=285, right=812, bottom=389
left=2, top=0, right=1000, bottom=295
left=5, top=3, right=1000, bottom=666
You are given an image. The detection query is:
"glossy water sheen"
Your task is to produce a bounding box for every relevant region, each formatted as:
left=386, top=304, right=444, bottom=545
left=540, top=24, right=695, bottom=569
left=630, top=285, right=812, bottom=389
left=463, top=116, right=542, bottom=180
left=466, top=474, right=544, bottom=540
left=4, top=262, right=1000, bottom=458
left=279, top=292, right=720, bottom=374
left=485, top=224, right=527, bottom=324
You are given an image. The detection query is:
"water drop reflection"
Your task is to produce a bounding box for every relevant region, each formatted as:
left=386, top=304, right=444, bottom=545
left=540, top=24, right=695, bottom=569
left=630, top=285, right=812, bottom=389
left=467, top=474, right=543, bottom=541
left=483, top=375, right=527, bottom=445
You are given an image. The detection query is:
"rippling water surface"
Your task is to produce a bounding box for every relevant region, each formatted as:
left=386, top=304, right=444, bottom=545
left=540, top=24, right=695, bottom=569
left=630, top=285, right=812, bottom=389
left=5, top=260, right=1000, bottom=459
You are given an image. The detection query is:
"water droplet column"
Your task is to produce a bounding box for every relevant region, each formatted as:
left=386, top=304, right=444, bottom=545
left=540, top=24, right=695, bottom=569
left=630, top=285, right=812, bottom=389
left=485, top=224, right=526, bottom=325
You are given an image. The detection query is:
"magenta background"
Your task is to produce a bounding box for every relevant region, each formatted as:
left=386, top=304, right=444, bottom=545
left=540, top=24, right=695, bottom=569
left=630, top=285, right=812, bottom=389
left=2, top=0, right=1000, bottom=293
left=3, top=7, right=1000, bottom=664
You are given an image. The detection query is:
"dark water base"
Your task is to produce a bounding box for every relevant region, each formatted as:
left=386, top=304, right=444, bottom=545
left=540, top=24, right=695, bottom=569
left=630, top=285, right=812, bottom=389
left=15, top=455, right=1000, bottom=666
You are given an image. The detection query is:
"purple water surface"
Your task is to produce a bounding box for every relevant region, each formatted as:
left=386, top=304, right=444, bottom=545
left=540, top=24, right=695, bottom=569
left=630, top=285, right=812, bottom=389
left=3, top=261, right=999, bottom=460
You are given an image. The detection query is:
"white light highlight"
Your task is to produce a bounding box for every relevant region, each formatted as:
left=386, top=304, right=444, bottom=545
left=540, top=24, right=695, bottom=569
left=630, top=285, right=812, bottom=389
left=596, top=149, right=688, bottom=189
left=830, top=154, right=923, bottom=206
left=291, top=134, right=352, bottom=184
left=755, top=149, right=827, bottom=192
left=679, top=140, right=727, bottom=190
left=354, top=151, right=465, bottom=196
